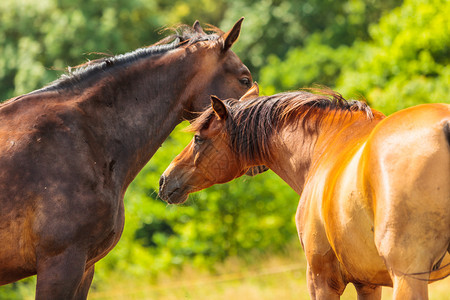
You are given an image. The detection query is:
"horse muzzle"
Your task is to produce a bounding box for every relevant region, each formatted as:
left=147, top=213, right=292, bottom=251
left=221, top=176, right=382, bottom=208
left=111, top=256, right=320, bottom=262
left=158, top=174, right=189, bottom=204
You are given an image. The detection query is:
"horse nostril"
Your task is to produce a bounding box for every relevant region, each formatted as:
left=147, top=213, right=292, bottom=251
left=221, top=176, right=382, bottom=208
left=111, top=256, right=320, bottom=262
left=159, top=175, right=166, bottom=187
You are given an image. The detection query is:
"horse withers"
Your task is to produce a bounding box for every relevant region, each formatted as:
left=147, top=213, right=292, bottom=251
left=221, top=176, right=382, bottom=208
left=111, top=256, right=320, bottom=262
left=159, top=87, right=450, bottom=299
left=0, top=19, right=252, bottom=299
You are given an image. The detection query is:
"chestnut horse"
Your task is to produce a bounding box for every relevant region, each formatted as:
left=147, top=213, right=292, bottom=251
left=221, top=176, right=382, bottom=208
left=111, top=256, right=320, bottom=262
left=0, top=19, right=252, bottom=299
left=159, top=86, right=450, bottom=299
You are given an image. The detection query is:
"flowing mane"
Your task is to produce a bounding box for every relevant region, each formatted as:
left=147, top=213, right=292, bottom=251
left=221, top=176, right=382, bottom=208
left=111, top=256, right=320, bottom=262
left=40, top=25, right=223, bottom=92
left=189, top=90, right=373, bottom=162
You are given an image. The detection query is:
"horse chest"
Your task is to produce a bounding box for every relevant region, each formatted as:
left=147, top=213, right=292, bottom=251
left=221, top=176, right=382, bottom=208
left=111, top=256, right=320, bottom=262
left=86, top=207, right=125, bottom=266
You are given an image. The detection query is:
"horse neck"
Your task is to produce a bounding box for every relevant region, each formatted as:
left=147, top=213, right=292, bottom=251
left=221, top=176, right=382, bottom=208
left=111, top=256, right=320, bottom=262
left=262, top=110, right=383, bottom=194
left=74, top=49, right=202, bottom=189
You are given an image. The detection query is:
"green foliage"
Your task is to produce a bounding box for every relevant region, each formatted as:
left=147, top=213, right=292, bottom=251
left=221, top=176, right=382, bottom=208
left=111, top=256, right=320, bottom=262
left=259, top=35, right=356, bottom=94
left=221, top=0, right=401, bottom=74
left=259, top=0, right=449, bottom=113
left=336, top=0, right=450, bottom=113
left=0, top=0, right=166, bottom=99
left=0, top=277, right=35, bottom=299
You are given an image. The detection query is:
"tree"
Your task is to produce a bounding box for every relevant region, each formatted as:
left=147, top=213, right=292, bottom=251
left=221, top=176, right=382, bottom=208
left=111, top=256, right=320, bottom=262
left=221, top=0, right=401, bottom=75
left=337, top=0, right=450, bottom=113
left=259, top=0, right=449, bottom=113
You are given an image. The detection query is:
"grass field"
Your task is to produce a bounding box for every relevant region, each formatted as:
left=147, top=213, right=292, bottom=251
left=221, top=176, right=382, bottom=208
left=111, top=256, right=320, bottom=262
left=86, top=246, right=450, bottom=300
left=14, top=244, right=449, bottom=299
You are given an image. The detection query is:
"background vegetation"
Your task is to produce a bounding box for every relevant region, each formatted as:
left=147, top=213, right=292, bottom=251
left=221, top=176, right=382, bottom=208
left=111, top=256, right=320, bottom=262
left=1, top=0, right=449, bottom=298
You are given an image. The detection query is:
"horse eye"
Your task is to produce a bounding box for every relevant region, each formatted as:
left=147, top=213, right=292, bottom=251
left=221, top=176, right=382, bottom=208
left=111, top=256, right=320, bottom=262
left=239, top=77, right=251, bottom=87
left=194, top=135, right=204, bottom=144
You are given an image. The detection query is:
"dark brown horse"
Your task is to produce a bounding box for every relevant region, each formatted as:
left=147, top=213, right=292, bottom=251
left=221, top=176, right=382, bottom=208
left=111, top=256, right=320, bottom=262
left=159, top=87, right=450, bottom=299
left=0, top=19, right=252, bottom=299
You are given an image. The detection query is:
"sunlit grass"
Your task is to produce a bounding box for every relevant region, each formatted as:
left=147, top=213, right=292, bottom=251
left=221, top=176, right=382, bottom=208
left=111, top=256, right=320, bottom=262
left=11, top=242, right=449, bottom=299
left=87, top=245, right=449, bottom=300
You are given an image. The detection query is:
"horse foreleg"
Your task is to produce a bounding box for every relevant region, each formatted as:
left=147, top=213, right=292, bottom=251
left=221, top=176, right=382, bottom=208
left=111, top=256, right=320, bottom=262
left=354, top=283, right=382, bottom=300
left=74, top=264, right=95, bottom=300
left=306, top=264, right=342, bottom=299
left=35, top=246, right=88, bottom=300
left=305, top=250, right=346, bottom=300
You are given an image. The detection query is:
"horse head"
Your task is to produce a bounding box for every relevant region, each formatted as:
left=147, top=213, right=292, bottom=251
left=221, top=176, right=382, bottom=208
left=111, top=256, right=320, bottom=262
left=159, top=93, right=253, bottom=204
left=181, top=18, right=253, bottom=120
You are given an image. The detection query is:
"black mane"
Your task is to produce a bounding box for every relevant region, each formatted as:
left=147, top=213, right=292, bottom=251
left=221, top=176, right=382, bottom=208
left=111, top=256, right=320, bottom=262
left=40, top=25, right=222, bottom=92
left=189, top=90, right=373, bottom=163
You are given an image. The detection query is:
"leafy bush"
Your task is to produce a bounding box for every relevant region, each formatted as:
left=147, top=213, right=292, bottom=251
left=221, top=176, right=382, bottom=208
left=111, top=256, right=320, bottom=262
left=259, top=0, right=450, bottom=114
left=337, top=0, right=450, bottom=114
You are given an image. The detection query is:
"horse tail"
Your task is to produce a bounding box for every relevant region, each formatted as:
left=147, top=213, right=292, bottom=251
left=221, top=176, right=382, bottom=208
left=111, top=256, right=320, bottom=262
left=427, top=246, right=450, bottom=282
left=430, top=122, right=450, bottom=282
left=421, top=120, right=450, bottom=282
left=444, top=121, right=450, bottom=147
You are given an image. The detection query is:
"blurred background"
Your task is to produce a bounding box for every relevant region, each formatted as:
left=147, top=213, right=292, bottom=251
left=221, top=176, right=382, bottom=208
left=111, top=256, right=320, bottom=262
left=0, top=0, right=449, bottom=299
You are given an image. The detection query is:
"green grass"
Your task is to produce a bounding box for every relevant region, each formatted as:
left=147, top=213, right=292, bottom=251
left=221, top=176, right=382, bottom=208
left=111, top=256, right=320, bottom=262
left=86, top=246, right=449, bottom=300
left=10, top=243, right=448, bottom=299
left=11, top=244, right=449, bottom=299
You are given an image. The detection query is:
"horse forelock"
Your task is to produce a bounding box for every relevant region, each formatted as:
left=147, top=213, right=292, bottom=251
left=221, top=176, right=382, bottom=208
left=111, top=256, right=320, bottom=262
left=40, top=24, right=222, bottom=93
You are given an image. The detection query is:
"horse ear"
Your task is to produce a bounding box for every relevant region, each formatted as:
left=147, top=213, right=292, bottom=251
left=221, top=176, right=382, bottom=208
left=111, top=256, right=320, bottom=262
left=193, top=20, right=205, bottom=34
left=239, top=82, right=259, bottom=101
left=210, top=95, right=228, bottom=120
left=222, top=17, right=244, bottom=52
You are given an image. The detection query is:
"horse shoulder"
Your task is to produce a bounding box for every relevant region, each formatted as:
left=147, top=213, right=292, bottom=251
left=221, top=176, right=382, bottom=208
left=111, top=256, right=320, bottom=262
left=296, top=171, right=350, bottom=294
left=0, top=94, right=123, bottom=269
left=296, top=176, right=331, bottom=253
